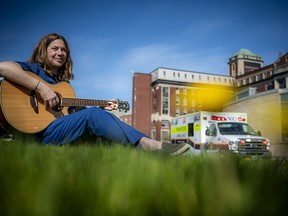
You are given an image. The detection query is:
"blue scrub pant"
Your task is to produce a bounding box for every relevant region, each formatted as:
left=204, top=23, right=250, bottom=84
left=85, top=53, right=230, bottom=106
left=42, top=107, right=146, bottom=146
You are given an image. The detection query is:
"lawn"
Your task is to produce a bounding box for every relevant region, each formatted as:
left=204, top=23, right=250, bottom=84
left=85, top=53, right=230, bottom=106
left=0, top=140, right=287, bottom=216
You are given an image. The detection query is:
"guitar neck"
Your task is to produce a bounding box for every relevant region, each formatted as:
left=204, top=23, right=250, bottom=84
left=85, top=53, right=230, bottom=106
left=61, top=98, right=113, bottom=107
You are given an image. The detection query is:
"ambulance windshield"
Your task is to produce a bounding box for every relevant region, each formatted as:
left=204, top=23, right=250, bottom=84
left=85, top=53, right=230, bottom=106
left=218, top=122, right=257, bottom=135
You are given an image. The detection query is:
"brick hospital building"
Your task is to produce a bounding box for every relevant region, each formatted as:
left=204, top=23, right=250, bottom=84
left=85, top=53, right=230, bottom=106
left=122, top=49, right=288, bottom=146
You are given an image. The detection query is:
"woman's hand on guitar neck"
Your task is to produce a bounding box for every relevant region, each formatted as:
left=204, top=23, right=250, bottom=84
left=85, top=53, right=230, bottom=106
left=35, top=81, right=60, bottom=109
left=104, top=99, right=118, bottom=111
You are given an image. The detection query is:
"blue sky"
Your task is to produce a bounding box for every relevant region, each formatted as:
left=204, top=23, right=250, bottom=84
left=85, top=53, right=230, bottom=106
left=1, top=0, right=287, bottom=107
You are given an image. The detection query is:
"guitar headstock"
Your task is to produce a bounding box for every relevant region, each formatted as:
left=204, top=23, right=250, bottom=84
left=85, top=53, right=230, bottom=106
left=117, top=99, right=130, bottom=113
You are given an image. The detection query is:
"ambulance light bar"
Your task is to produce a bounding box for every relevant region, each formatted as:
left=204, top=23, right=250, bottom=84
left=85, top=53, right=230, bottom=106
left=211, top=115, right=246, bottom=122
left=238, top=117, right=246, bottom=122
left=211, top=116, right=227, bottom=121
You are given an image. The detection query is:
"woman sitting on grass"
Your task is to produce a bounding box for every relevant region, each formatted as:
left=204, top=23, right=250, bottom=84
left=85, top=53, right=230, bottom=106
left=0, top=33, right=190, bottom=156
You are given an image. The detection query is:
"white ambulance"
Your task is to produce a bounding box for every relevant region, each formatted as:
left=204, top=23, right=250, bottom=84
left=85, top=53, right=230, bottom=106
left=171, top=111, right=271, bottom=157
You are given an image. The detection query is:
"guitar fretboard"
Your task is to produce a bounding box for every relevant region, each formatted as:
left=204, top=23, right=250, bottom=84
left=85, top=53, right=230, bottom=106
left=61, top=98, right=113, bottom=107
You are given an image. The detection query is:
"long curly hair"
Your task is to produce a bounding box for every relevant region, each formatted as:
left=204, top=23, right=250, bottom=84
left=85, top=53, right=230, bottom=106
left=28, top=33, right=74, bottom=81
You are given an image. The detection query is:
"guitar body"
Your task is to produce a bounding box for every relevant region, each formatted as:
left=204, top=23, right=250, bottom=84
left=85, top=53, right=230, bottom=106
left=0, top=72, right=76, bottom=133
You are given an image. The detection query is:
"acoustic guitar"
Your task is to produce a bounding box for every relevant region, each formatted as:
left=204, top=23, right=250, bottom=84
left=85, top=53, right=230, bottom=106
left=0, top=72, right=130, bottom=134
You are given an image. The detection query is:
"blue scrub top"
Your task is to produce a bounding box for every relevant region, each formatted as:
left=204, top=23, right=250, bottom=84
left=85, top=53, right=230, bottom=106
left=15, top=61, right=59, bottom=84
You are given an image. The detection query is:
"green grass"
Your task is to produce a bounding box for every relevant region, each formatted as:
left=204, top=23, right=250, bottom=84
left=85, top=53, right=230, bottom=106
left=0, top=140, right=288, bottom=216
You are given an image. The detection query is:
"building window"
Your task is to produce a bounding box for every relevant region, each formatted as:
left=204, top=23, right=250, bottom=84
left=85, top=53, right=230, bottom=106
left=161, top=120, right=169, bottom=127
left=183, top=97, right=187, bottom=106
left=163, top=71, right=166, bottom=76
left=152, top=130, right=156, bottom=140
left=176, top=107, right=180, bottom=116
left=162, top=87, right=169, bottom=115
left=244, top=61, right=261, bottom=68
left=176, top=96, right=180, bottom=105
left=153, top=95, right=157, bottom=113
left=266, top=81, right=274, bottom=90
left=231, top=63, right=236, bottom=77
left=176, top=88, right=180, bottom=94
left=191, top=100, right=195, bottom=107
left=278, top=78, right=286, bottom=89
left=238, top=90, right=249, bottom=99
left=161, top=130, right=170, bottom=142
left=163, top=86, right=169, bottom=95
left=162, top=98, right=168, bottom=114
left=183, top=108, right=187, bottom=115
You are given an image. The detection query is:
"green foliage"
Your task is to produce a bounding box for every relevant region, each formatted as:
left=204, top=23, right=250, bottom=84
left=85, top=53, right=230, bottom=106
left=0, top=141, right=288, bottom=216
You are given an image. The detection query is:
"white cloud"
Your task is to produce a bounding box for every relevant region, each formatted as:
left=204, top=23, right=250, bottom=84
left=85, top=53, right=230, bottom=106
left=116, top=43, right=229, bottom=74
left=70, top=41, right=230, bottom=104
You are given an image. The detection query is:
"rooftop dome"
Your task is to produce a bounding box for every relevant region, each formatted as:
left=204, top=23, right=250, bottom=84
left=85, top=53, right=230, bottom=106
left=232, top=48, right=260, bottom=57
